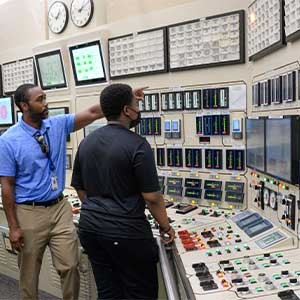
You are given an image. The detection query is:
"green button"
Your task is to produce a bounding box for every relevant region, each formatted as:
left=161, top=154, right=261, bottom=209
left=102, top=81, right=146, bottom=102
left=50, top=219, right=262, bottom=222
left=256, top=256, right=263, bottom=261
left=273, top=274, right=281, bottom=280
left=243, top=244, right=249, bottom=248
left=226, top=224, right=231, bottom=229
left=206, top=251, right=212, bottom=255
left=225, top=247, right=230, bottom=251
left=249, top=278, right=257, bottom=284
left=295, top=271, right=300, bottom=276
left=256, top=287, right=263, bottom=292
left=235, top=260, right=242, bottom=265
left=276, top=253, right=283, bottom=258
left=234, top=233, right=239, bottom=237
left=263, top=263, right=270, bottom=268
left=281, top=283, right=289, bottom=288
left=240, top=267, right=247, bottom=272
left=283, top=259, right=290, bottom=264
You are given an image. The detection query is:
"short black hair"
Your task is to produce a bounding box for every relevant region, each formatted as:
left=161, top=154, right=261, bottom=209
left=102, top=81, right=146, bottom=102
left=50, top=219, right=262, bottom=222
left=14, top=83, right=37, bottom=112
left=100, top=83, right=133, bottom=121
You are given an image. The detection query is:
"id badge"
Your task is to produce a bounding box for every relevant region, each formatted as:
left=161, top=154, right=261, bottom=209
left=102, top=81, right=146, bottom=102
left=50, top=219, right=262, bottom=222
left=51, top=176, right=58, bottom=191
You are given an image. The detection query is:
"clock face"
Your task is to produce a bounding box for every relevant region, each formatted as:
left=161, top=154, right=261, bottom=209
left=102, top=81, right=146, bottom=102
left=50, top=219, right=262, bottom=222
left=48, top=1, right=69, bottom=34
left=70, top=0, right=94, bottom=28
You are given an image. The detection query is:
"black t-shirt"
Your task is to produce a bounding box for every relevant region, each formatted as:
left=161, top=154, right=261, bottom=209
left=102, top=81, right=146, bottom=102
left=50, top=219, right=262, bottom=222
left=71, top=123, right=160, bottom=239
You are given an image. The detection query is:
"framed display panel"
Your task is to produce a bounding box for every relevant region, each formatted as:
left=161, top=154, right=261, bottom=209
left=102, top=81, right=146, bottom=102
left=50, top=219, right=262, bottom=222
left=108, top=27, right=168, bottom=79
left=35, top=49, right=67, bottom=90
left=285, top=0, right=300, bottom=42
left=248, top=0, right=285, bottom=61
left=69, top=40, right=107, bottom=86
left=246, top=118, right=265, bottom=173
left=265, top=116, right=300, bottom=184
left=0, top=96, right=15, bottom=127
left=83, top=122, right=106, bottom=137
left=48, top=106, right=69, bottom=117
left=168, top=10, right=245, bottom=72
left=2, top=57, right=37, bottom=94
left=48, top=107, right=70, bottom=141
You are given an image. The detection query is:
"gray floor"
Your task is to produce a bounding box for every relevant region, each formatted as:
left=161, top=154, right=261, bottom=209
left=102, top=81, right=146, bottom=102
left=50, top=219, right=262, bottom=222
left=0, top=273, right=61, bottom=300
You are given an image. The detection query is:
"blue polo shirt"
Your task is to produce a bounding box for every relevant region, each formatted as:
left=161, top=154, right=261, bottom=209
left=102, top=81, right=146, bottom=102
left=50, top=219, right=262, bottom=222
left=0, top=115, right=75, bottom=203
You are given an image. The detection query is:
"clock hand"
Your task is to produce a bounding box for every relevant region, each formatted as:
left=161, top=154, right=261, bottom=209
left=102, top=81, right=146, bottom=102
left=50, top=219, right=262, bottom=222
left=79, top=0, right=89, bottom=12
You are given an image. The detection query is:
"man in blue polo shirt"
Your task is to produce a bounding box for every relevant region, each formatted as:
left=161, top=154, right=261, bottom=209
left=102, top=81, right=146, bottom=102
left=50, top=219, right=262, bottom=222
left=0, top=83, right=146, bottom=300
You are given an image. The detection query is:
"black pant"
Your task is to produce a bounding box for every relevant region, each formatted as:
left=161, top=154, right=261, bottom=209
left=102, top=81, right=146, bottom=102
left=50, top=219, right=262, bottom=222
left=79, top=230, right=159, bottom=300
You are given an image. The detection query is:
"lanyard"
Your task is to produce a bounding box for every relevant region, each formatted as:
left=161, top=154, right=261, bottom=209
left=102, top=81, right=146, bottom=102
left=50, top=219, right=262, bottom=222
left=20, top=122, right=56, bottom=172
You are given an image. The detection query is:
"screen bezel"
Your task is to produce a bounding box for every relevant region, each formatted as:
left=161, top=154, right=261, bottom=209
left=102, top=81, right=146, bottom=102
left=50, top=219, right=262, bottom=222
left=35, top=49, right=67, bottom=90
left=0, top=96, right=15, bottom=127
left=69, top=40, right=107, bottom=86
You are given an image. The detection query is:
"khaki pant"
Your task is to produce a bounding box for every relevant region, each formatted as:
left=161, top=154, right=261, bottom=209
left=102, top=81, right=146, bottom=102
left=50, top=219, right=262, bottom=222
left=16, top=199, right=80, bottom=300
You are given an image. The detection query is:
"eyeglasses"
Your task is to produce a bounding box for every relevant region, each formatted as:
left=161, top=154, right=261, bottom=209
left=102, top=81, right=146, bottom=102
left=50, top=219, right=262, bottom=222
left=34, top=133, right=49, bottom=155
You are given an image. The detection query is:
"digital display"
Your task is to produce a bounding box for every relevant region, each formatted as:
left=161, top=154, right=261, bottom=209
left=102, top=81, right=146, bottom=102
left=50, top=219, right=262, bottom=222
left=167, top=185, right=182, bottom=196
left=204, top=180, right=222, bottom=190
left=69, top=41, right=106, bottom=86
left=225, top=181, right=244, bottom=193
left=166, top=177, right=182, bottom=187
left=204, top=190, right=222, bottom=201
left=184, top=178, right=201, bottom=188
left=0, top=96, right=14, bottom=127
left=171, top=120, right=179, bottom=132
left=246, top=118, right=265, bottom=172
left=185, top=188, right=201, bottom=199
left=35, top=49, right=67, bottom=90
left=266, top=118, right=291, bottom=182
left=233, top=119, right=241, bottom=132
left=164, top=120, right=171, bottom=132
left=225, top=192, right=244, bottom=203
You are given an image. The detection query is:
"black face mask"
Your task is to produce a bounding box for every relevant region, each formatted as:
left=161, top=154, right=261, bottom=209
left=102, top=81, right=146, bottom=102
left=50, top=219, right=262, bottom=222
left=128, top=107, right=141, bottom=128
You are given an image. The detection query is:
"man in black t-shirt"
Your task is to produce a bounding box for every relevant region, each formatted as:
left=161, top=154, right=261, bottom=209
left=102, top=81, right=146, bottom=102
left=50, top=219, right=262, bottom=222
left=71, top=83, right=175, bottom=300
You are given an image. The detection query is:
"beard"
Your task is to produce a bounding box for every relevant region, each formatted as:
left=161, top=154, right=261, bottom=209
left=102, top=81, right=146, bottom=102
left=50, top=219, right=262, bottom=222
left=28, top=105, right=49, bottom=121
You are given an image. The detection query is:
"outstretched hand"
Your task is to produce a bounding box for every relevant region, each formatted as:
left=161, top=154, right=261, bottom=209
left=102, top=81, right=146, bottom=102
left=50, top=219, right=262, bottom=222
left=133, top=86, right=149, bottom=101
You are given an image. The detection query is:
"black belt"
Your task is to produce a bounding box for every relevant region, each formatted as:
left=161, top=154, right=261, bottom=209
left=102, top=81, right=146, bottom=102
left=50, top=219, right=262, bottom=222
left=18, top=194, right=64, bottom=207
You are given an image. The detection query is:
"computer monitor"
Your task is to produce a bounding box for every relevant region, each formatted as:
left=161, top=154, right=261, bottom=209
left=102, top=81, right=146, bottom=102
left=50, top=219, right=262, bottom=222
left=35, top=49, right=67, bottom=90
left=265, top=116, right=300, bottom=184
left=246, top=118, right=265, bottom=172
left=0, top=96, right=14, bottom=127
left=69, top=40, right=106, bottom=86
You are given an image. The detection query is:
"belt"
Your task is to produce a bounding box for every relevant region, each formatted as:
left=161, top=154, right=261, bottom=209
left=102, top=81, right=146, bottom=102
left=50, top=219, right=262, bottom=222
left=18, top=194, right=64, bottom=207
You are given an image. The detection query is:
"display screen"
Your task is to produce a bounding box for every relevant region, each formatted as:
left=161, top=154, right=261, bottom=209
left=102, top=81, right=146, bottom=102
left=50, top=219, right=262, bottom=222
left=204, top=180, right=222, bottom=190
left=204, top=190, right=222, bottom=201
left=167, top=177, right=182, bottom=187
left=184, top=178, right=201, bottom=188
left=233, top=119, right=241, bottom=132
left=0, top=96, right=14, bottom=127
left=185, top=188, right=201, bottom=198
left=225, top=192, right=244, bottom=203
left=246, top=118, right=265, bottom=172
left=69, top=41, right=106, bottom=86
left=225, top=181, right=244, bottom=193
left=167, top=185, right=182, bottom=196
left=266, top=118, right=292, bottom=182
left=35, top=50, right=67, bottom=90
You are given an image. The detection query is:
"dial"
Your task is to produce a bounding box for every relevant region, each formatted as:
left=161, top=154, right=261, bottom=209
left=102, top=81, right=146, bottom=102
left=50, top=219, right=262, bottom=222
left=48, top=1, right=69, bottom=34
left=70, top=0, right=94, bottom=28
left=269, top=191, right=278, bottom=210
left=263, top=188, right=270, bottom=206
